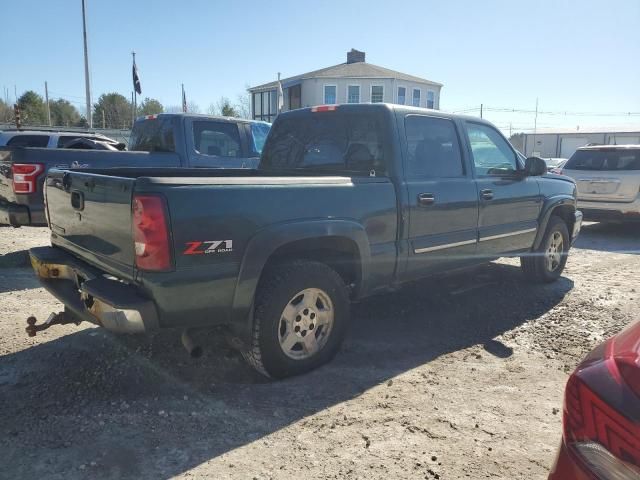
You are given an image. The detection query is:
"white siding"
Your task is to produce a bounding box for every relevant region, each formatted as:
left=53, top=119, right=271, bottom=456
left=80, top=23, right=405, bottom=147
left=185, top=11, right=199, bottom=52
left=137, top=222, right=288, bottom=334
left=298, top=78, right=441, bottom=109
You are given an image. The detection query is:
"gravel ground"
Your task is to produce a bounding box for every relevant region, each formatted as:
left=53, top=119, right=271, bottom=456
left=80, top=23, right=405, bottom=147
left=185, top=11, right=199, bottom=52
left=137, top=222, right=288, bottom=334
left=0, top=222, right=638, bottom=479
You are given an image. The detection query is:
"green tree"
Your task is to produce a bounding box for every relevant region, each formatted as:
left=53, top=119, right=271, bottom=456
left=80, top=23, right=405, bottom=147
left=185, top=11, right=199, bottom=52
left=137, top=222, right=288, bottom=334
left=509, top=133, right=525, bottom=153
left=93, top=93, right=133, bottom=128
left=0, top=99, right=13, bottom=123
left=208, top=96, right=239, bottom=117
left=138, top=97, right=164, bottom=116
left=49, top=99, right=81, bottom=127
left=17, top=90, right=47, bottom=125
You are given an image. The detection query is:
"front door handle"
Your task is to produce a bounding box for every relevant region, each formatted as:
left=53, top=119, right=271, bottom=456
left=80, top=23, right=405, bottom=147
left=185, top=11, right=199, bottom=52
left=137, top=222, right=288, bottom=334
left=417, top=193, right=435, bottom=206
left=480, top=189, right=494, bottom=200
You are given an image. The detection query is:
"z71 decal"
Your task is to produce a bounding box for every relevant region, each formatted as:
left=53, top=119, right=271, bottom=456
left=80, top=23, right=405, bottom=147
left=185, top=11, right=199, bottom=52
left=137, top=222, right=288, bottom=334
left=183, top=240, right=233, bottom=255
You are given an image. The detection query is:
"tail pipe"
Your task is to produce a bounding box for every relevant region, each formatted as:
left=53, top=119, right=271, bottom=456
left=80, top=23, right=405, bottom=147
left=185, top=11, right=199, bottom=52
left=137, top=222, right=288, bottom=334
left=181, top=329, right=203, bottom=358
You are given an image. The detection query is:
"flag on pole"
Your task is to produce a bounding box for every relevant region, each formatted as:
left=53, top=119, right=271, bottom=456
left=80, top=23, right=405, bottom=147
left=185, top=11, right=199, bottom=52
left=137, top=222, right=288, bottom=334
left=132, top=58, right=142, bottom=94
left=181, top=84, right=187, bottom=112
left=277, top=72, right=284, bottom=113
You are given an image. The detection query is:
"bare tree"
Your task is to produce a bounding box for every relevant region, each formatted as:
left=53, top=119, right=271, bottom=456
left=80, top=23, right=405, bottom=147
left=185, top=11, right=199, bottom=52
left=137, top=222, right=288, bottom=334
left=164, top=105, right=183, bottom=113
left=187, top=101, right=200, bottom=114
left=235, top=91, right=251, bottom=119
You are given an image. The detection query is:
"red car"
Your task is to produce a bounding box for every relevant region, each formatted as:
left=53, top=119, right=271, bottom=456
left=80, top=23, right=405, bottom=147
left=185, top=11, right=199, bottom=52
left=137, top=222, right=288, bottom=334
left=549, top=321, right=640, bottom=479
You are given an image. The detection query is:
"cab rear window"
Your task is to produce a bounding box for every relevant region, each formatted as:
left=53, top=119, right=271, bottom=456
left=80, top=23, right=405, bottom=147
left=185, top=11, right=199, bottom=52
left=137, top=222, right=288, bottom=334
left=260, top=111, right=386, bottom=175
left=564, top=149, right=640, bottom=171
left=129, top=117, right=175, bottom=152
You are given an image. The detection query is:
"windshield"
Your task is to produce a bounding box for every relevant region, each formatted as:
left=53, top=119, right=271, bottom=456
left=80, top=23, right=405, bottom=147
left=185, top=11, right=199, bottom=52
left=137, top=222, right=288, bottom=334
left=260, top=111, right=387, bottom=174
left=250, top=122, right=271, bottom=155
left=564, top=148, right=640, bottom=170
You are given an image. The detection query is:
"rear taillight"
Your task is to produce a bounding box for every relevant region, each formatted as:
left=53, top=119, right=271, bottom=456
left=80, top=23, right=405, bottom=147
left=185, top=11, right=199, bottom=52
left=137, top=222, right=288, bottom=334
left=562, top=322, right=640, bottom=479
left=11, top=163, right=44, bottom=194
left=311, top=105, right=338, bottom=112
left=132, top=194, right=171, bottom=271
left=614, top=321, right=640, bottom=400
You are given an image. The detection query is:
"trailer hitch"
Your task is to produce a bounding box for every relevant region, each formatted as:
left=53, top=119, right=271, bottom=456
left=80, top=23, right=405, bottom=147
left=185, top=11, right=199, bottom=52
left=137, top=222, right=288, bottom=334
left=26, top=311, right=80, bottom=337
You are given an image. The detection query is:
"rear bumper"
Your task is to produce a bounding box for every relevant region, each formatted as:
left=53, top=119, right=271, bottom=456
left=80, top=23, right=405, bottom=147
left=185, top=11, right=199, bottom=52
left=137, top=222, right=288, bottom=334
left=548, top=441, right=593, bottom=480
left=578, top=197, right=640, bottom=222
left=29, top=246, right=159, bottom=333
left=572, top=210, right=583, bottom=244
left=0, top=201, right=47, bottom=227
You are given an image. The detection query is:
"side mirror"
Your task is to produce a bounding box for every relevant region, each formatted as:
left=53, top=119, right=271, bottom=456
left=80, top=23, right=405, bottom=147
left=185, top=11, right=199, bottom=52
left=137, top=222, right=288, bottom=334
left=524, top=156, right=547, bottom=176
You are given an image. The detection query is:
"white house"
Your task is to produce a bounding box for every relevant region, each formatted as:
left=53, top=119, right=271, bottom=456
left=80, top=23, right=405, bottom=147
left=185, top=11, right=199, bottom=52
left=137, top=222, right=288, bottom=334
left=248, top=49, right=443, bottom=122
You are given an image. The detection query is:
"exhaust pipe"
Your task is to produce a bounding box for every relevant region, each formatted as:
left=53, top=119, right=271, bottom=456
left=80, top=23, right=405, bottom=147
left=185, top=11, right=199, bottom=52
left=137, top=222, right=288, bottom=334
left=181, top=329, right=203, bottom=358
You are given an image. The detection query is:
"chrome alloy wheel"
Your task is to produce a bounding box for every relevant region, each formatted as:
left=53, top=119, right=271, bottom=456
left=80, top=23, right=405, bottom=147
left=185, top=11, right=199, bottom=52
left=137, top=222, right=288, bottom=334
left=546, top=231, right=564, bottom=272
left=278, top=288, right=334, bottom=360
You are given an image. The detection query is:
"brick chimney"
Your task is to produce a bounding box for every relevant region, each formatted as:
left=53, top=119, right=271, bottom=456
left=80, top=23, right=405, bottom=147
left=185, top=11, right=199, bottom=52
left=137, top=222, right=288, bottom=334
left=347, top=49, right=365, bottom=64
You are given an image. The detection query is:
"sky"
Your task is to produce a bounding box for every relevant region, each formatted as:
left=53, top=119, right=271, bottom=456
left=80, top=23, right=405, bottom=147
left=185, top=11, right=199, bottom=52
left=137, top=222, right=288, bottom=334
left=2, top=0, right=639, bottom=133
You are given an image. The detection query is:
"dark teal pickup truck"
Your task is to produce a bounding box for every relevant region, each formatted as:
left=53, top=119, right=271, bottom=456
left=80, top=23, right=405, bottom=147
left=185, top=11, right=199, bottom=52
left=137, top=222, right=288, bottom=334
left=29, top=104, right=582, bottom=378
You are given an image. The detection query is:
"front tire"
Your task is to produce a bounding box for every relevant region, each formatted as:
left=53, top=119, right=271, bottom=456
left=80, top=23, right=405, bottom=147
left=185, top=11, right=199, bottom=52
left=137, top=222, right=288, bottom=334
left=243, top=260, right=350, bottom=379
left=521, top=216, right=570, bottom=283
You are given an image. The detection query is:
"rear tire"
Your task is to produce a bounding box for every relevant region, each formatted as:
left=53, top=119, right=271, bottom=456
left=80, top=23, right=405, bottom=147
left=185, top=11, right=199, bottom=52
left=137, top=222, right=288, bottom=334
left=521, top=216, right=570, bottom=283
left=243, top=260, right=350, bottom=379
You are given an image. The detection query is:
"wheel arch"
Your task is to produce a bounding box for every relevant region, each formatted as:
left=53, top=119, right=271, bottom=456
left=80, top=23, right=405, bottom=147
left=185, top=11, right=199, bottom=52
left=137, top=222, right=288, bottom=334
left=229, top=219, right=371, bottom=337
left=533, top=195, right=576, bottom=249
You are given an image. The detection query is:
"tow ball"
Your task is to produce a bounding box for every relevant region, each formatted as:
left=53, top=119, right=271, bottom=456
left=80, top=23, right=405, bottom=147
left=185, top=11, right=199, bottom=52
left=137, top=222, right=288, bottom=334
left=26, top=311, right=80, bottom=337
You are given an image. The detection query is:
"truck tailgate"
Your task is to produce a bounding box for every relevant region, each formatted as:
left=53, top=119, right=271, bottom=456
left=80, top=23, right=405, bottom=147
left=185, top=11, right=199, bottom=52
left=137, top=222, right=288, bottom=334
left=46, top=169, right=136, bottom=280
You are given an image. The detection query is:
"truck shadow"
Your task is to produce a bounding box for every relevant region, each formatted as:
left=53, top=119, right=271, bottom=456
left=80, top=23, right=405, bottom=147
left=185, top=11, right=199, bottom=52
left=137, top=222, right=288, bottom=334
left=0, top=261, right=573, bottom=479
left=573, top=222, right=640, bottom=255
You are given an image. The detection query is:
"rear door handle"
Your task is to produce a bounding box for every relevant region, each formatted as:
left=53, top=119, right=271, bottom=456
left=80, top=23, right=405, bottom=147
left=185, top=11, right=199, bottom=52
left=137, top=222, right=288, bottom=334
left=418, top=193, right=435, bottom=206
left=480, top=189, right=494, bottom=200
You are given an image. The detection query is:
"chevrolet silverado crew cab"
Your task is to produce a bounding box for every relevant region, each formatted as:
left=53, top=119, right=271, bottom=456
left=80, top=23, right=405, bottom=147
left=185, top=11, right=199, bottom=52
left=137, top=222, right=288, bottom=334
left=0, top=114, right=270, bottom=226
left=561, top=144, right=640, bottom=222
left=29, top=104, right=582, bottom=378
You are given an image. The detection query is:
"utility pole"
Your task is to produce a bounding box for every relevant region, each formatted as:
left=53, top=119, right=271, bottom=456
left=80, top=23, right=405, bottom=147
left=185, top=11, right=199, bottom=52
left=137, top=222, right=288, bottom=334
left=532, top=97, right=539, bottom=154
left=44, top=81, right=51, bottom=126
left=509, top=122, right=512, bottom=138
left=131, top=91, right=134, bottom=127
left=480, top=103, right=483, bottom=119
left=102, top=109, right=105, bottom=129
left=81, top=0, right=92, bottom=128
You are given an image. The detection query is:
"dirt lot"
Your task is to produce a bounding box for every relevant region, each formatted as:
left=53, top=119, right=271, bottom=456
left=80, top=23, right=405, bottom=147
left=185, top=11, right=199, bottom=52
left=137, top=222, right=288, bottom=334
left=1, top=223, right=638, bottom=479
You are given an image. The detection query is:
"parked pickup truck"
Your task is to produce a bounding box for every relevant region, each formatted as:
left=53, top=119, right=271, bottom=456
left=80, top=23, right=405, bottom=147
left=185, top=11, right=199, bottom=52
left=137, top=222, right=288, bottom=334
left=0, top=114, right=270, bottom=226
left=29, top=104, right=582, bottom=378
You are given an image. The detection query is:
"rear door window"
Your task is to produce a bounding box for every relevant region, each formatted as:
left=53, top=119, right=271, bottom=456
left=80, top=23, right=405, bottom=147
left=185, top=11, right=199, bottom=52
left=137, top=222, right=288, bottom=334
left=404, top=115, right=464, bottom=178
left=261, top=111, right=386, bottom=175
left=564, top=149, right=640, bottom=171
left=57, top=136, right=97, bottom=148
left=193, top=121, right=241, bottom=157
left=6, top=135, right=49, bottom=147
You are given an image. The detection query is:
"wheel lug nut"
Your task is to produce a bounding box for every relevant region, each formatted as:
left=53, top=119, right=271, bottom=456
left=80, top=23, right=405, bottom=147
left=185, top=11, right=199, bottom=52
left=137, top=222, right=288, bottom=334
left=296, top=315, right=301, bottom=322
left=303, top=309, right=309, bottom=315
left=301, top=331, right=306, bottom=337
left=309, top=324, right=314, bottom=329
left=294, top=326, right=300, bottom=332
left=310, top=313, right=316, bottom=319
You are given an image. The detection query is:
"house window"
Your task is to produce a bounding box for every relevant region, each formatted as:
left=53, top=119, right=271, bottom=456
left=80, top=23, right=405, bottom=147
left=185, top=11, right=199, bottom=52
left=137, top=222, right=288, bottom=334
left=347, top=85, right=360, bottom=103
left=427, top=90, right=435, bottom=109
left=397, top=86, right=406, bottom=105
left=371, top=85, right=384, bottom=103
left=324, top=85, right=337, bottom=104
left=412, top=89, right=421, bottom=107
left=252, top=90, right=278, bottom=122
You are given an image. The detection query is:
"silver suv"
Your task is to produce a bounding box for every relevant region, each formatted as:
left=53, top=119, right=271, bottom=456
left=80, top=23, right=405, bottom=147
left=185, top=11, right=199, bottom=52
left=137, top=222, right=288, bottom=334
left=562, top=145, right=640, bottom=222
left=0, top=130, right=118, bottom=149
